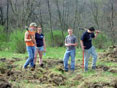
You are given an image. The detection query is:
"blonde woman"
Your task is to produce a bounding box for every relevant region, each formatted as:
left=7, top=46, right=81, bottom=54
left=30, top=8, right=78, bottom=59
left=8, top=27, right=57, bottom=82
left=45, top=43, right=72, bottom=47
left=24, top=22, right=37, bottom=69
left=34, top=27, right=46, bottom=67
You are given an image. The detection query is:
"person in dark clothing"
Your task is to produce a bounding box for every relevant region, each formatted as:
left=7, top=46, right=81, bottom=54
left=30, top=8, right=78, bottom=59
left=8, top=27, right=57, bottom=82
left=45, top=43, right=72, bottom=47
left=34, top=27, right=46, bottom=67
left=80, top=27, right=100, bottom=71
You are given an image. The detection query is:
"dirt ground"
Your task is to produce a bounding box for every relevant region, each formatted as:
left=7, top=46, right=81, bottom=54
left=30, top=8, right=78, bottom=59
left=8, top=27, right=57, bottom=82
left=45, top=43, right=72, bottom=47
left=99, top=45, right=117, bottom=62
left=0, top=45, right=117, bottom=88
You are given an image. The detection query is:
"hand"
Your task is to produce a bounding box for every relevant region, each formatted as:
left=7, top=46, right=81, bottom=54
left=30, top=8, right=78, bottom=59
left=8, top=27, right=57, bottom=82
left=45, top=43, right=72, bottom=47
left=35, top=47, right=38, bottom=50
left=29, top=39, right=32, bottom=41
left=95, top=30, right=100, bottom=33
left=67, top=43, right=73, bottom=46
left=44, top=48, right=46, bottom=52
left=81, top=46, right=85, bottom=51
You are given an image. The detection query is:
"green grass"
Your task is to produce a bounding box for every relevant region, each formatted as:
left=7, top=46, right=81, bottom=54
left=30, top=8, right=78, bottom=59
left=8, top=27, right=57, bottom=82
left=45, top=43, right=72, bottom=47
left=0, top=47, right=102, bottom=60
left=0, top=51, right=27, bottom=59
left=0, top=47, right=82, bottom=59
left=97, top=61, right=117, bottom=67
left=0, top=47, right=117, bottom=88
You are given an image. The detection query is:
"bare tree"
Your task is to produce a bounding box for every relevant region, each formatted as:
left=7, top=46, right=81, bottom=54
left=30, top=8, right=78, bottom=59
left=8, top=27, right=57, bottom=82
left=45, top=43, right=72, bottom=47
left=46, top=0, right=54, bottom=46
left=55, top=0, right=65, bottom=40
left=107, top=0, right=116, bottom=44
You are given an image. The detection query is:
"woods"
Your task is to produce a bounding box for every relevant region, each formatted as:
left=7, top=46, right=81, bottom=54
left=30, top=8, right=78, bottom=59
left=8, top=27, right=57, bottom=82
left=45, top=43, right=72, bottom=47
left=0, top=0, right=117, bottom=88
left=0, top=0, right=117, bottom=52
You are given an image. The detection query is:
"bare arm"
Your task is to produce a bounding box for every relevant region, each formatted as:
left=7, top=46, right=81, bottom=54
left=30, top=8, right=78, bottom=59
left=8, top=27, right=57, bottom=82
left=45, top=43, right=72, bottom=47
left=70, top=43, right=78, bottom=46
left=65, top=37, right=78, bottom=47
left=80, top=40, right=85, bottom=51
left=24, top=31, right=36, bottom=46
left=65, top=42, right=78, bottom=47
left=43, top=37, right=46, bottom=52
left=24, top=31, right=32, bottom=42
left=64, top=38, right=70, bottom=47
left=65, top=43, right=71, bottom=47
left=94, top=30, right=100, bottom=39
left=32, top=34, right=36, bottom=46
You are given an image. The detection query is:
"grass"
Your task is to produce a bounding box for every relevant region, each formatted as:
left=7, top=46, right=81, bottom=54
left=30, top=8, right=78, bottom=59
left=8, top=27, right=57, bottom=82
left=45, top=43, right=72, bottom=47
left=0, top=47, right=102, bottom=59
left=0, top=51, right=27, bottom=59
left=0, top=47, right=117, bottom=88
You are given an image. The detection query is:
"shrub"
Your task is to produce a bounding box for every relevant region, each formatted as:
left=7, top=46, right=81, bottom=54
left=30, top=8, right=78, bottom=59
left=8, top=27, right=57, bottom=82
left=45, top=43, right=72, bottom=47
left=0, top=26, right=8, bottom=51
left=45, top=30, right=67, bottom=47
left=9, top=29, right=26, bottom=53
left=93, top=33, right=112, bottom=49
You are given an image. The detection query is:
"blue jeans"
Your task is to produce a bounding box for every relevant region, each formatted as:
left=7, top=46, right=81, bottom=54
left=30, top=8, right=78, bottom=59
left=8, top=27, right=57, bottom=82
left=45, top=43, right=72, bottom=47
left=84, top=46, right=97, bottom=71
left=24, top=46, right=35, bottom=68
left=63, top=49, right=76, bottom=71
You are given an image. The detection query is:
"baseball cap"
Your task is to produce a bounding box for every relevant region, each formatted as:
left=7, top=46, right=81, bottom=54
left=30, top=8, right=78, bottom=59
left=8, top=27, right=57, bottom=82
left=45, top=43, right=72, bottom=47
left=29, top=22, right=37, bottom=27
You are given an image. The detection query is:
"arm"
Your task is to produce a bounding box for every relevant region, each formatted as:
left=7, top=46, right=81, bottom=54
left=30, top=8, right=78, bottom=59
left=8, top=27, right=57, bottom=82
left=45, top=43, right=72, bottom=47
left=65, top=40, right=72, bottom=47
left=43, top=37, right=46, bottom=52
left=64, top=37, right=71, bottom=47
left=65, top=37, right=78, bottom=47
left=72, top=36, right=78, bottom=46
left=24, top=31, right=36, bottom=46
left=70, top=43, right=78, bottom=46
left=65, top=43, right=71, bottom=47
left=94, top=30, right=100, bottom=39
left=80, top=40, right=84, bottom=51
left=32, top=34, right=36, bottom=46
left=65, top=41, right=77, bottom=47
left=24, top=31, right=32, bottom=42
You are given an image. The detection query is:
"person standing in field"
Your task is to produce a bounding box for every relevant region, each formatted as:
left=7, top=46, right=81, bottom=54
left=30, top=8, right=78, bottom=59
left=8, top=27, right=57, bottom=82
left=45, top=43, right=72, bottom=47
left=23, top=22, right=37, bottom=69
left=34, top=27, right=46, bottom=67
left=63, top=28, right=78, bottom=72
left=80, top=27, right=100, bottom=71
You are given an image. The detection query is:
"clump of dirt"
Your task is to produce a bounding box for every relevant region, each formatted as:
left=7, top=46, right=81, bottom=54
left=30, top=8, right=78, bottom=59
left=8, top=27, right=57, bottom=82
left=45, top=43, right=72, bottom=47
left=99, top=45, right=117, bottom=62
left=42, top=59, right=63, bottom=68
left=78, top=76, right=117, bottom=88
left=73, top=74, right=83, bottom=81
left=0, top=58, right=18, bottom=74
left=56, top=64, right=64, bottom=73
left=109, top=68, right=117, bottom=73
left=97, top=65, right=110, bottom=71
left=48, top=72, right=66, bottom=86
left=0, top=62, right=8, bottom=74
left=0, top=58, right=66, bottom=87
left=25, top=67, right=66, bottom=86
left=0, top=77, right=12, bottom=88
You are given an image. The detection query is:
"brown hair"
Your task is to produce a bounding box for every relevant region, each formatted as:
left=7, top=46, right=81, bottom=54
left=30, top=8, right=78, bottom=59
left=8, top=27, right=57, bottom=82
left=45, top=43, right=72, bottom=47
left=68, top=28, right=73, bottom=31
left=35, top=26, right=42, bottom=33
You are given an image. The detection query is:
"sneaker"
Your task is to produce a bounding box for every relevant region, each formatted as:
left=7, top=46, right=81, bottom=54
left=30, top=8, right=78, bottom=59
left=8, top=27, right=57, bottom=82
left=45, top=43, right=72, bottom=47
left=39, top=63, right=44, bottom=67
left=64, top=69, right=68, bottom=72
left=84, top=67, right=88, bottom=72
left=92, top=66, right=96, bottom=70
left=31, top=68, right=35, bottom=71
left=33, top=64, right=36, bottom=68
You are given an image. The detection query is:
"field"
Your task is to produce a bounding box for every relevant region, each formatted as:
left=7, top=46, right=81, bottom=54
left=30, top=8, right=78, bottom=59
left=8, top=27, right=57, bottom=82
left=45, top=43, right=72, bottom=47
left=0, top=46, right=117, bottom=88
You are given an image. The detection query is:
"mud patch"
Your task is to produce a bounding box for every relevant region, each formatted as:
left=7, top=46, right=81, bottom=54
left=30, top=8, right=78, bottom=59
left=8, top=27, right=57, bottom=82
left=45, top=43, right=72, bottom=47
left=78, top=76, right=117, bottom=88
left=0, top=59, right=66, bottom=87
left=0, top=77, right=12, bottom=88
left=109, top=68, right=117, bottom=73
left=97, top=65, right=110, bottom=71
left=99, top=45, right=117, bottom=62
